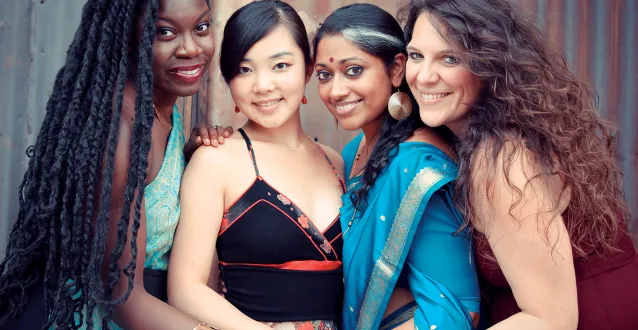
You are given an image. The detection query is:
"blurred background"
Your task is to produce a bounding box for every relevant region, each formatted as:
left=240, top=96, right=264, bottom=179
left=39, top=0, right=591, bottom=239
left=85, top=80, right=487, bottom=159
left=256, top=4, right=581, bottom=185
left=1, top=0, right=637, bottom=254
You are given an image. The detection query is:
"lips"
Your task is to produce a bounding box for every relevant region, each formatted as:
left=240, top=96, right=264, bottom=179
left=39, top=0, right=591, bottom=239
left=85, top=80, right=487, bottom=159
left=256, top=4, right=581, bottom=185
left=169, top=63, right=206, bottom=83
left=252, top=98, right=283, bottom=114
left=419, top=92, right=452, bottom=103
left=333, top=99, right=362, bottom=115
left=254, top=98, right=282, bottom=107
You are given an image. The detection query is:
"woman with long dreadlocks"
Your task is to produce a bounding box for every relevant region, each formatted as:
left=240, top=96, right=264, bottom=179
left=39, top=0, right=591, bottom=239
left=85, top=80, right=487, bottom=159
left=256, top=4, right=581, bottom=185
left=0, top=0, right=218, bottom=329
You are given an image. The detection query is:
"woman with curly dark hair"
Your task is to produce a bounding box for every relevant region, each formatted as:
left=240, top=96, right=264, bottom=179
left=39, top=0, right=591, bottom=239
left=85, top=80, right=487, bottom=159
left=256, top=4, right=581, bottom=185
left=400, top=0, right=638, bottom=329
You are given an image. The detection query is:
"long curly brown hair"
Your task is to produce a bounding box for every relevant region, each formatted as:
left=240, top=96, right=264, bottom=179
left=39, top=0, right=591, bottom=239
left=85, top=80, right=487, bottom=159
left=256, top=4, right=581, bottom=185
left=399, top=0, right=630, bottom=258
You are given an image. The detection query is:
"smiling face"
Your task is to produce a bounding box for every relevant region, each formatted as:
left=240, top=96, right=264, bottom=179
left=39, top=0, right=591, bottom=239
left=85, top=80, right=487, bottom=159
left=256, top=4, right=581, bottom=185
left=150, top=0, right=215, bottom=97
left=314, top=34, right=404, bottom=131
left=228, top=25, right=310, bottom=128
left=405, top=13, right=482, bottom=134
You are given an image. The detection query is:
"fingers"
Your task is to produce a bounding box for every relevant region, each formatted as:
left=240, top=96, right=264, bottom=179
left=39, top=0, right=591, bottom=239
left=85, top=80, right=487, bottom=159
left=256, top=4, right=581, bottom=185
left=223, top=126, right=234, bottom=138
left=199, top=125, right=211, bottom=146
left=213, top=125, right=226, bottom=144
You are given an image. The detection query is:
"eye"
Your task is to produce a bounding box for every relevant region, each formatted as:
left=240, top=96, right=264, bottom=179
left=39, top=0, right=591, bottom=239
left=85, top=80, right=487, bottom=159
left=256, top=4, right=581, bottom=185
left=238, top=67, right=252, bottom=74
left=408, top=52, right=423, bottom=60
left=273, top=63, right=289, bottom=70
left=156, top=27, right=176, bottom=37
left=345, top=66, right=363, bottom=77
left=196, top=22, right=211, bottom=33
left=443, top=55, right=459, bottom=65
left=316, top=71, right=332, bottom=81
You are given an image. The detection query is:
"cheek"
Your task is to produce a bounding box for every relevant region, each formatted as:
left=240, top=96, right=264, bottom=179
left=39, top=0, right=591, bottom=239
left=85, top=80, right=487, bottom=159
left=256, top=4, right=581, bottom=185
left=229, top=80, right=250, bottom=104
left=152, top=45, right=173, bottom=71
left=317, top=83, right=330, bottom=103
left=199, top=36, right=215, bottom=58
left=281, top=70, right=307, bottom=95
left=405, top=62, right=419, bottom=85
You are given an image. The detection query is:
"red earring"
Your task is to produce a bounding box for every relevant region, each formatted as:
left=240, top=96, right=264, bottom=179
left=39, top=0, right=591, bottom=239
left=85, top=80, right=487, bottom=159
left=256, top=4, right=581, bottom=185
left=235, top=106, right=240, bottom=113
left=302, top=96, right=307, bottom=105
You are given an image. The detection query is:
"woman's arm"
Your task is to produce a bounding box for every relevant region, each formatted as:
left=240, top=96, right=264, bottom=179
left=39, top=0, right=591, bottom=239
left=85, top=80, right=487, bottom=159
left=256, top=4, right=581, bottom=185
left=168, top=147, right=271, bottom=330
left=473, top=143, right=577, bottom=330
left=104, top=105, right=202, bottom=330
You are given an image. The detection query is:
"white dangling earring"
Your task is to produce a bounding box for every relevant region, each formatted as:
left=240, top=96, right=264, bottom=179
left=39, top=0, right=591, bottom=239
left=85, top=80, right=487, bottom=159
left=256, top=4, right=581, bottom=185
left=387, top=88, right=412, bottom=120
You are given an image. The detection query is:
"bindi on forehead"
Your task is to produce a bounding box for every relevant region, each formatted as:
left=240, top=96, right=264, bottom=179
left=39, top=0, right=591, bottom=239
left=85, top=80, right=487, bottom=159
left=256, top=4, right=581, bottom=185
left=329, top=57, right=334, bottom=63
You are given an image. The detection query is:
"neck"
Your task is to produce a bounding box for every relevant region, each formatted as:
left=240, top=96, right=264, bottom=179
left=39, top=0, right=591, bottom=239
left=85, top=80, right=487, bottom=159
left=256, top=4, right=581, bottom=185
left=152, top=89, right=178, bottom=122
left=360, top=115, right=385, bottom=152
left=447, top=117, right=468, bottom=141
left=244, top=110, right=306, bottom=148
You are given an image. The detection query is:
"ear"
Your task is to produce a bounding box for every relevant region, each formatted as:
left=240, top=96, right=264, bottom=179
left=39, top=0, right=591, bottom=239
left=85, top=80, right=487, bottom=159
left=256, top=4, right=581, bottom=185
left=305, top=60, right=315, bottom=84
left=389, top=53, right=407, bottom=88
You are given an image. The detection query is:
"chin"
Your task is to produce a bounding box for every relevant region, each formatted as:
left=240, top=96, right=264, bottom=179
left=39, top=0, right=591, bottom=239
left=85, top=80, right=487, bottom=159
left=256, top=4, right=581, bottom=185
left=175, top=86, right=202, bottom=97
left=337, top=118, right=364, bottom=132
left=251, top=115, right=290, bottom=129
left=418, top=113, right=446, bottom=128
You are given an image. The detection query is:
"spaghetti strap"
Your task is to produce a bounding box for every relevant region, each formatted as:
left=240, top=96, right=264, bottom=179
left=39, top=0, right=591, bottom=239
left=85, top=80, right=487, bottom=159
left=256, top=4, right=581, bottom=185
left=238, top=128, right=260, bottom=176
left=312, top=141, right=346, bottom=193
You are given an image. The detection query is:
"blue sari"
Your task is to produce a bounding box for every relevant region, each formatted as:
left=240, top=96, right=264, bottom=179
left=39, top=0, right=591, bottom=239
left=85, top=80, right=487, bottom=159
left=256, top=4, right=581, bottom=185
left=341, top=134, right=479, bottom=330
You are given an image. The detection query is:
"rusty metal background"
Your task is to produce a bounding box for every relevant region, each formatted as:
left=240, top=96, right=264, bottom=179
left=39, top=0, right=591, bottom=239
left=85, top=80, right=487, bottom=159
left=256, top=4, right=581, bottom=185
left=1, top=0, right=636, bottom=256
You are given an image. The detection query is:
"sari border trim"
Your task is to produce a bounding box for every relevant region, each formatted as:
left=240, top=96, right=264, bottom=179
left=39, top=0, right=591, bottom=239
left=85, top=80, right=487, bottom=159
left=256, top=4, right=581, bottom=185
left=356, top=166, right=447, bottom=330
left=379, top=301, right=417, bottom=330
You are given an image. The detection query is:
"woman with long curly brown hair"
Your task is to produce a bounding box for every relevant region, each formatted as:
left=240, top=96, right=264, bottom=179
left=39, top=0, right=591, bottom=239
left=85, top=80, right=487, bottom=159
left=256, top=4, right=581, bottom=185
left=400, top=0, right=638, bottom=329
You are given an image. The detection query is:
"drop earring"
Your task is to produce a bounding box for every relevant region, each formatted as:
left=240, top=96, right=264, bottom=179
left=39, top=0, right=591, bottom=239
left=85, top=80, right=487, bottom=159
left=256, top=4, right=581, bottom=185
left=387, top=88, right=412, bottom=120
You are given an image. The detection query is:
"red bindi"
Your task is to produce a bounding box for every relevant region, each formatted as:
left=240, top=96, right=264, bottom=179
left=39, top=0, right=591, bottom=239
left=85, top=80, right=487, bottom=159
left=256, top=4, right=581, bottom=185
left=329, top=57, right=334, bottom=63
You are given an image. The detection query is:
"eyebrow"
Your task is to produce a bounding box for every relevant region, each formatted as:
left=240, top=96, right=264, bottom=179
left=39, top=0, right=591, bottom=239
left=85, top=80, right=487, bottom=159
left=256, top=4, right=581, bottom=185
left=315, top=56, right=366, bottom=68
left=157, top=11, right=211, bottom=25
left=242, top=51, right=294, bottom=62
left=407, top=45, right=455, bottom=55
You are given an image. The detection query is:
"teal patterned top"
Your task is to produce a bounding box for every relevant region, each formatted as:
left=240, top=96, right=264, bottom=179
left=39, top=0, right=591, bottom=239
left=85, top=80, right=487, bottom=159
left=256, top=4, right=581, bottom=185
left=143, top=106, right=186, bottom=270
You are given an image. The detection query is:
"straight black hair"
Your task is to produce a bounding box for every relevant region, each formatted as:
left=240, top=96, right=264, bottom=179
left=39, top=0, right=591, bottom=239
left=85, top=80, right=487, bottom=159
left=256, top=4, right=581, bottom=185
left=220, top=0, right=311, bottom=84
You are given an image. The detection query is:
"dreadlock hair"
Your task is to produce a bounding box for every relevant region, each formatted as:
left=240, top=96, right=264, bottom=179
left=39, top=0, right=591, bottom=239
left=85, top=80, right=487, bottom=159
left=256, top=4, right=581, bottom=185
left=0, top=0, right=160, bottom=328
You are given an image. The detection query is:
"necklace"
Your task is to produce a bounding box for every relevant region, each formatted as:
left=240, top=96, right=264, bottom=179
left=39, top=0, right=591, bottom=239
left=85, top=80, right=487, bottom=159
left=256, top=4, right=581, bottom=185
left=247, top=127, right=308, bottom=151
left=349, top=134, right=378, bottom=179
left=153, top=104, right=172, bottom=134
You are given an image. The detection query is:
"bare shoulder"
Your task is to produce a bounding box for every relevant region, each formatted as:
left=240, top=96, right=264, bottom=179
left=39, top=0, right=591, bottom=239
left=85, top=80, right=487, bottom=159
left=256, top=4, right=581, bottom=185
left=188, top=136, right=247, bottom=174
left=471, top=138, right=568, bottom=232
left=317, top=143, right=344, bottom=178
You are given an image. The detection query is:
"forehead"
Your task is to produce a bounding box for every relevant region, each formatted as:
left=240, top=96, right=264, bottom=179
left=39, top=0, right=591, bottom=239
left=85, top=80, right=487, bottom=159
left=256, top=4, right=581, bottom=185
left=409, top=13, right=451, bottom=50
left=244, top=25, right=302, bottom=58
left=315, top=34, right=373, bottom=61
left=160, top=0, right=209, bottom=15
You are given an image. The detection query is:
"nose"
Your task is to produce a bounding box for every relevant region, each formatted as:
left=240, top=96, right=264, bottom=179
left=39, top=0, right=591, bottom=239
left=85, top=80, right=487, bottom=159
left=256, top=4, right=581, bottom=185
left=253, top=70, right=275, bottom=94
left=176, top=34, right=203, bottom=58
left=328, top=75, right=349, bottom=101
left=416, top=61, right=440, bottom=86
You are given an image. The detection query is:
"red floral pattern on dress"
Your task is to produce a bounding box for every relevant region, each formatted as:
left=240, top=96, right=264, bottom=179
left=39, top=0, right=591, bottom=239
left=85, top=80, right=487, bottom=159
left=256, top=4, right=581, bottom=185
left=263, top=320, right=336, bottom=329
left=298, top=215, right=310, bottom=228
left=221, top=217, right=230, bottom=231
left=277, top=194, right=291, bottom=205
left=298, top=322, right=314, bottom=330
left=320, top=239, right=332, bottom=254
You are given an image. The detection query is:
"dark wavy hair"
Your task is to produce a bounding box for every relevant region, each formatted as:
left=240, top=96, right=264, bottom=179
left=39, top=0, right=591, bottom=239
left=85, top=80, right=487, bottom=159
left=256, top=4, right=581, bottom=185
left=399, top=0, right=629, bottom=257
left=220, top=0, right=311, bottom=84
left=313, top=3, right=426, bottom=206
left=0, top=0, right=166, bottom=328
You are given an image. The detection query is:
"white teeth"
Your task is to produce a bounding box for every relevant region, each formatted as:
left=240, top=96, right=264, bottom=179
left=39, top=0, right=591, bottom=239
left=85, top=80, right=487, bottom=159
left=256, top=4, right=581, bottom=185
left=175, top=68, right=202, bottom=76
left=421, top=93, right=449, bottom=100
left=256, top=99, right=280, bottom=107
left=335, top=101, right=360, bottom=111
